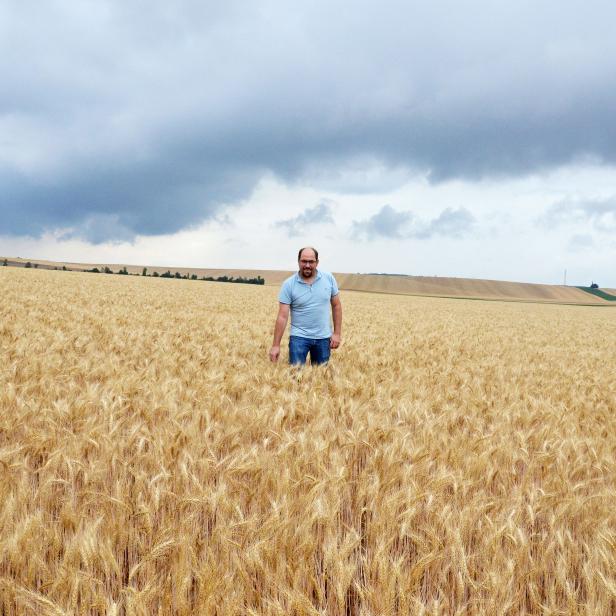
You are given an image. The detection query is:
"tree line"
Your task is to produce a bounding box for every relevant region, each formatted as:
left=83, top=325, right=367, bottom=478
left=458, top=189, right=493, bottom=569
left=2, top=259, right=264, bottom=285
left=84, top=266, right=265, bottom=285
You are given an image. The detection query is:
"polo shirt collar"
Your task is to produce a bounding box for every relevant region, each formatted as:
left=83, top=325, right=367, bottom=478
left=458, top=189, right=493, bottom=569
left=295, top=270, right=321, bottom=284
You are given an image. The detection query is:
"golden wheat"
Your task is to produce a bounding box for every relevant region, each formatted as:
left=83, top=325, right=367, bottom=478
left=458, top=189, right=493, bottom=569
left=1, top=267, right=615, bottom=615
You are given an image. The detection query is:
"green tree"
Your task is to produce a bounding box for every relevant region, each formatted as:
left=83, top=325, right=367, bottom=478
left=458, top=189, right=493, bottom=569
left=142, top=267, right=148, bottom=276
left=25, top=261, right=32, bottom=268
left=2, top=259, right=7, bottom=266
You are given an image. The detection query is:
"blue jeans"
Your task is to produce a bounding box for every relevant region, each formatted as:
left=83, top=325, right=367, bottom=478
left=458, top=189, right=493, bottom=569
left=289, top=336, right=331, bottom=366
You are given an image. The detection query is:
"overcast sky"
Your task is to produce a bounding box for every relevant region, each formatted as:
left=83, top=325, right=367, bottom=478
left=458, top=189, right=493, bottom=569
left=2, top=0, right=615, bottom=286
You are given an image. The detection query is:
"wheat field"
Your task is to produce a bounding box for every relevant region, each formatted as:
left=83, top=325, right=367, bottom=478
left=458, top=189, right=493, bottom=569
left=1, top=267, right=615, bottom=615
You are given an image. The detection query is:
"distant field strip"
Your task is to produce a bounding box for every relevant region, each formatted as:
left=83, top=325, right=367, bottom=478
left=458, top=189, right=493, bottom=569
left=1, top=268, right=616, bottom=615
left=576, top=286, right=616, bottom=301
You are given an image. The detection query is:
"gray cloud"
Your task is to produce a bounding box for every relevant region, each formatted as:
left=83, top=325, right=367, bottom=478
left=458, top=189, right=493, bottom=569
left=542, top=197, right=616, bottom=232
left=2, top=1, right=616, bottom=240
left=274, top=202, right=335, bottom=237
left=415, top=207, right=476, bottom=239
left=351, top=205, right=413, bottom=239
left=352, top=205, right=475, bottom=240
left=567, top=233, right=594, bottom=252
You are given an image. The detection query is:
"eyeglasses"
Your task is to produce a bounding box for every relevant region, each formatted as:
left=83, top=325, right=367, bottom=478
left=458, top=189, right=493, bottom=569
left=300, top=260, right=317, bottom=265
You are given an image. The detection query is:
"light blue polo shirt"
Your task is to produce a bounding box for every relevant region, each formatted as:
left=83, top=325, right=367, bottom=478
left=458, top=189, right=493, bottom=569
left=278, top=270, right=339, bottom=339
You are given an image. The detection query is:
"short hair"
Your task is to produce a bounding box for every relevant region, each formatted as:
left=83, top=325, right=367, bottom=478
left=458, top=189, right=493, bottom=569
left=298, top=247, right=319, bottom=261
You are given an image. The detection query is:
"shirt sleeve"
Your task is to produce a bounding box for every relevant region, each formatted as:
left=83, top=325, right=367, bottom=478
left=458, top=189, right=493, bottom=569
left=330, top=273, right=339, bottom=297
left=278, top=280, right=292, bottom=304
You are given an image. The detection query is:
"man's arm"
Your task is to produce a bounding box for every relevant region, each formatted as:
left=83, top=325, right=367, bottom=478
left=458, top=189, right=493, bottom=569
left=330, top=294, right=342, bottom=349
left=269, top=303, right=290, bottom=362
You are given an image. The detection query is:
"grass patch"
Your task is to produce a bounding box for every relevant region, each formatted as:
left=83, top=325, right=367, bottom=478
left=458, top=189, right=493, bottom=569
left=576, top=286, right=616, bottom=301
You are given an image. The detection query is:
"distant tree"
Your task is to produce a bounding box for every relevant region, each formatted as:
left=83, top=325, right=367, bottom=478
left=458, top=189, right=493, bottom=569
left=590, top=282, right=599, bottom=289
left=25, top=261, right=32, bottom=268
left=161, top=270, right=173, bottom=278
left=142, top=267, right=147, bottom=276
left=87, top=267, right=100, bottom=273
left=103, top=266, right=113, bottom=274
left=118, top=266, right=129, bottom=275
left=191, top=274, right=198, bottom=280
left=3, top=258, right=8, bottom=266
left=152, top=271, right=159, bottom=277
left=175, top=271, right=182, bottom=279
left=34, top=263, right=39, bottom=268
left=62, top=265, right=67, bottom=271
left=200, top=274, right=265, bottom=285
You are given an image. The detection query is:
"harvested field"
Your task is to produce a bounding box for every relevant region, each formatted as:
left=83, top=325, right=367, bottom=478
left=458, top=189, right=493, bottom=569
left=333, top=273, right=612, bottom=304
left=1, top=267, right=615, bottom=615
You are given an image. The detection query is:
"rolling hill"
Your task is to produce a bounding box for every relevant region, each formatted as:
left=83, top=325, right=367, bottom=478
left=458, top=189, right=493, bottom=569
left=2, top=256, right=614, bottom=305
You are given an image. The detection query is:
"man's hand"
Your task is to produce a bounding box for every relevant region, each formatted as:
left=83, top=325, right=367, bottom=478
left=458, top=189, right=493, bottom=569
left=270, top=304, right=289, bottom=363
left=269, top=345, right=281, bottom=362
left=330, top=334, right=341, bottom=349
left=330, top=295, right=342, bottom=350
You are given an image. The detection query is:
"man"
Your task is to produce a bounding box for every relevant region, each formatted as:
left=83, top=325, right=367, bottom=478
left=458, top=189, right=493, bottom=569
left=269, top=247, right=342, bottom=365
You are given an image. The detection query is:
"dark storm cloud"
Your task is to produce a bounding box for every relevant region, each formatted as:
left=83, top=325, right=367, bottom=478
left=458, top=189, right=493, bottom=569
left=2, top=1, right=616, bottom=240
left=0, top=155, right=261, bottom=242
left=351, top=205, right=474, bottom=240
left=274, top=202, right=335, bottom=237
left=542, top=197, right=616, bottom=232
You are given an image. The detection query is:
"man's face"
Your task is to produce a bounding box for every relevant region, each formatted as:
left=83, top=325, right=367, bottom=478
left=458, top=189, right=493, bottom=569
left=298, top=250, right=318, bottom=278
